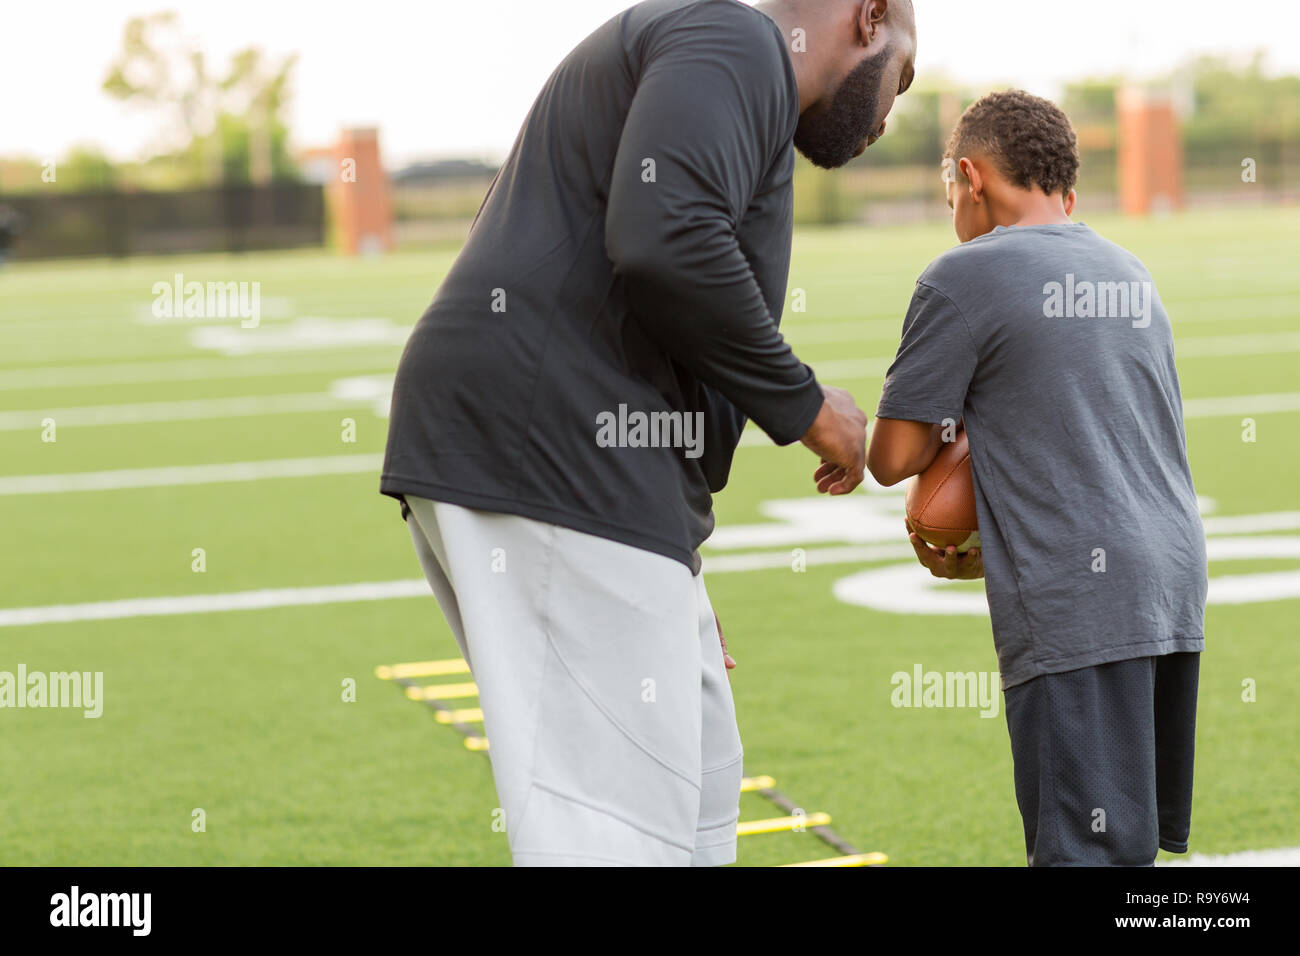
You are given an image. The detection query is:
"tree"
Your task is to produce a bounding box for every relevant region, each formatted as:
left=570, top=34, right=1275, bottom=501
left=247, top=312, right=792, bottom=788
left=102, top=11, right=299, bottom=185
left=102, top=12, right=222, bottom=178
left=222, top=48, right=299, bottom=185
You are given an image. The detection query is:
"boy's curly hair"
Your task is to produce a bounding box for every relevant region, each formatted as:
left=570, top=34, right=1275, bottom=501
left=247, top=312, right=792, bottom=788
left=945, top=90, right=1080, bottom=198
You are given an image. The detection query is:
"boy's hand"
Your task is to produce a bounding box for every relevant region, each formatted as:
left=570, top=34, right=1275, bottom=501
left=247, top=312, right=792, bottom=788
left=906, top=519, right=984, bottom=579
left=802, top=386, right=868, bottom=495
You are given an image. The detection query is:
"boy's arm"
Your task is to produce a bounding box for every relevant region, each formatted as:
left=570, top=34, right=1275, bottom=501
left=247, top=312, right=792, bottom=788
left=867, top=419, right=947, bottom=487
left=875, top=280, right=983, bottom=579
left=867, top=417, right=984, bottom=579
left=873, top=280, right=977, bottom=477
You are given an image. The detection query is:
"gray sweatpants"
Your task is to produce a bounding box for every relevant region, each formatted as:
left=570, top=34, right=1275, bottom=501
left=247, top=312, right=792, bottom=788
left=404, top=496, right=744, bottom=866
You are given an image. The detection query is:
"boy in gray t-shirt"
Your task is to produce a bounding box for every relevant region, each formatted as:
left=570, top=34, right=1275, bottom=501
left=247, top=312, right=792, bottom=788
left=864, top=91, right=1208, bottom=866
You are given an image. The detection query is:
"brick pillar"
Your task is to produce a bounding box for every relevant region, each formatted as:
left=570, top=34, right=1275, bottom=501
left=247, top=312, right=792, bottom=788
left=1117, top=88, right=1185, bottom=216
left=330, top=127, right=393, bottom=254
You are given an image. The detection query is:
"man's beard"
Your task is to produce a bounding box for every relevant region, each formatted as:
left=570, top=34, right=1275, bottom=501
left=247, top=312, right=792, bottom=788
left=793, top=50, right=890, bottom=170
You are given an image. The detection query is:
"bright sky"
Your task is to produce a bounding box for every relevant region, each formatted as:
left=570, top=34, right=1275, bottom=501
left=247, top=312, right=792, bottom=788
left=5, top=0, right=1297, bottom=167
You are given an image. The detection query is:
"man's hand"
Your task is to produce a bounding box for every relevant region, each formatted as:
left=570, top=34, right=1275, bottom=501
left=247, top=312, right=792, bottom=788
left=715, top=612, right=736, bottom=670
left=906, top=519, right=984, bottom=579
left=802, top=386, right=868, bottom=495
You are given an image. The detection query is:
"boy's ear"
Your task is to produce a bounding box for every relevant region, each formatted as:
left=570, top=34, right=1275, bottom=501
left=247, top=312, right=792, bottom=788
left=1064, top=188, right=1077, bottom=216
left=959, top=157, right=983, bottom=202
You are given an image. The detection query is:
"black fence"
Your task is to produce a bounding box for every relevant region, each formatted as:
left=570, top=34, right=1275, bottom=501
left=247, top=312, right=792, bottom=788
left=0, top=184, right=326, bottom=260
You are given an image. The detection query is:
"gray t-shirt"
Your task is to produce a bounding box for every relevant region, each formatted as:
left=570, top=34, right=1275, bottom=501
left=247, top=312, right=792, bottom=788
left=878, top=223, right=1208, bottom=688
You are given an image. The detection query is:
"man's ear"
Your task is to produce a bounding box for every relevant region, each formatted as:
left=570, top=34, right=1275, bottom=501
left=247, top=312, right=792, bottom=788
left=1063, top=188, right=1078, bottom=216
left=959, top=157, right=983, bottom=203
left=859, top=0, right=888, bottom=45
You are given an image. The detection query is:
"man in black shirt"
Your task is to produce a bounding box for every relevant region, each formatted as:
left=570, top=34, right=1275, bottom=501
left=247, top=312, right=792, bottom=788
left=384, top=0, right=916, bottom=866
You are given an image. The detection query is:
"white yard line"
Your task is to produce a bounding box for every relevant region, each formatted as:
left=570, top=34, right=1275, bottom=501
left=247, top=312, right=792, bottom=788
left=704, top=543, right=912, bottom=572
left=0, top=351, right=401, bottom=392
left=1181, top=392, right=1300, bottom=417
left=0, top=545, right=907, bottom=627
left=1201, top=511, right=1300, bottom=535
left=0, top=454, right=382, bottom=495
left=0, top=580, right=430, bottom=628
left=0, top=392, right=366, bottom=430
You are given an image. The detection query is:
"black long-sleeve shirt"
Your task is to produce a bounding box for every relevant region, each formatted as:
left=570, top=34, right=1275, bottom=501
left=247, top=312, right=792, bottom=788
left=382, top=0, right=823, bottom=571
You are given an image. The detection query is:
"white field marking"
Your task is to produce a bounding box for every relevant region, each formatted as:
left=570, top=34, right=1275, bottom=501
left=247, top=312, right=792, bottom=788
left=704, top=543, right=912, bottom=573
left=706, top=494, right=1300, bottom=613
left=191, top=317, right=411, bottom=356
left=0, top=580, right=431, bottom=629
left=1160, top=847, right=1300, bottom=867
left=329, top=375, right=393, bottom=417
left=1202, top=511, right=1300, bottom=535
left=705, top=492, right=904, bottom=550
left=0, top=299, right=298, bottom=342
left=133, top=297, right=295, bottom=325
left=0, top=315, right=147, bottom=338
left=0, top=351, right=402, bottom=392
left=0, top=392, right=368, bottom=430
left=2, top=374, right=395, bottom=430
left=0, top=454, right=383, bottom=495
left=0, top=544, right=901, bottom=628
left=1181, top=392, right=1300, bottom=418
left=1, top=339, right=209, bottom=363
left=832, top=535, right=1300, bottom=616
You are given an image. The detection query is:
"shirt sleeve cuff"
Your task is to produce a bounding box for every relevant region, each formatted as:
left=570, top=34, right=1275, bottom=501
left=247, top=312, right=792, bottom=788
left=758, top=370, right=824, bottom=446
left=874, top=400, right=962, bottom=425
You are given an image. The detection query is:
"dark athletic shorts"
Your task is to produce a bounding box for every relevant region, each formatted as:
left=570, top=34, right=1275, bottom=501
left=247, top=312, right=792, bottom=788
left=1003, top=652, right=1200, bottom=867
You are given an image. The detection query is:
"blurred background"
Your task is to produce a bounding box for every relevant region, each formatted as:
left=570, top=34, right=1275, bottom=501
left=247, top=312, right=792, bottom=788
left=2, top=0, right=1297, bottom=260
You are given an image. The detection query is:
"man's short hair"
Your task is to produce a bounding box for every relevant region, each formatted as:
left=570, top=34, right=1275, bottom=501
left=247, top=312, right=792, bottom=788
left=944, top=90, right=1080, bottom=197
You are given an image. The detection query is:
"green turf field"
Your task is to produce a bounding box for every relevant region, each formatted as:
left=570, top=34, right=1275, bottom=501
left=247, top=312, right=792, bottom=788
left=1, top=205, right=1297, bottom=866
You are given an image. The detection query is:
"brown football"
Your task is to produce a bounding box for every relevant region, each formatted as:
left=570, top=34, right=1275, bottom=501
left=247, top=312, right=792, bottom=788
left=905, top=428, right=980, bottom=552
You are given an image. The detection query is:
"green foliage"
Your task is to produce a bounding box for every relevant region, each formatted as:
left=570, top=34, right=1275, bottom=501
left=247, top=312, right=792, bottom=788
left=55, top=147, right=119, bottom=191
left=1062, top=78, right=1121, bottom=123
left=99, top=11, right=301, bottom=187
